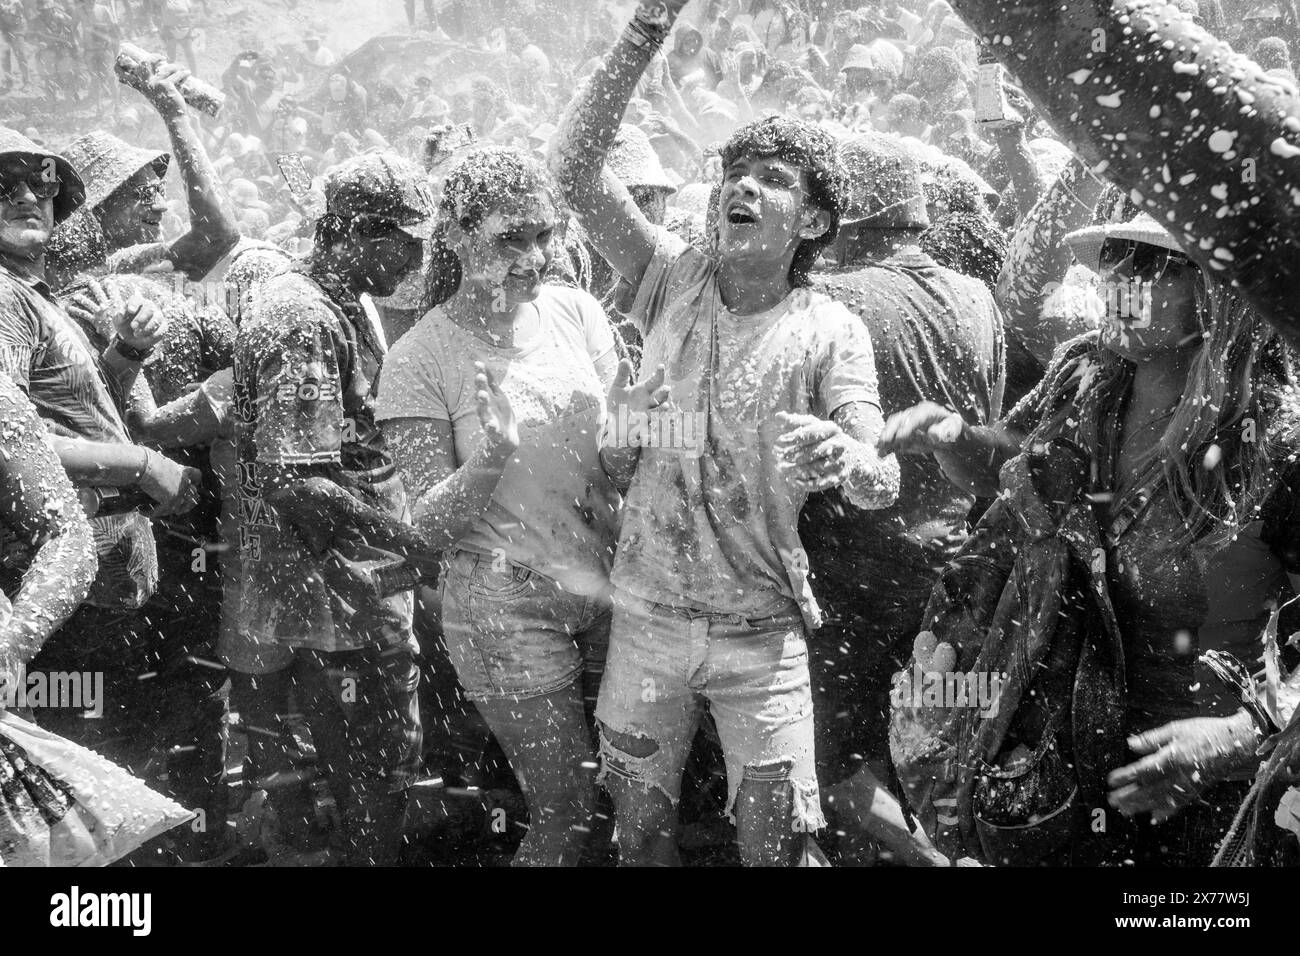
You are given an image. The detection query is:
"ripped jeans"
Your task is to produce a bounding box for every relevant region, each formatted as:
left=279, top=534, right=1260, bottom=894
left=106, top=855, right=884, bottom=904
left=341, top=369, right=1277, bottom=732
left=595, top=589, right=825, bottom=845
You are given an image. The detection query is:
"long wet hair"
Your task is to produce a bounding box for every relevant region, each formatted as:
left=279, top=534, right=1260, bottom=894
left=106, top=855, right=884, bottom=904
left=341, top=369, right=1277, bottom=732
left=1027, top=271, right=1299, bottom=553
left=425, top=146, right=563, bottom=307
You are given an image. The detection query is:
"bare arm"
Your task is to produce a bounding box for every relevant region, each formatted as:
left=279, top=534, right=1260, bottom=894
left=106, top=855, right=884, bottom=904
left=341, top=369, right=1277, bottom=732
left=98, top=341, right=147, bottom=410
left=61, top=280, right=168, bottom=414
left=383, top=417, right=513, bottom=553
left=380, top=361, right=521, bottom=553
left=995, top=155, right=1107, bottom=365
left=990, top=125, right=1041, bottom=223
left=258, top=464, right=436, bottom=575
left=833, top=401, right=900, bottom=511
left=126, top=372, right=225, bottom=449
left=139, top=64, right=241, bottom=280
left=775, top=402, right=901, bottom=511
left=549, top=0, right=690, bottom=286
left=948, top=0, right=1300, bottom=346
left=878, top=401, right=1025, bottom=498
left=0, top=379, right=97, bottom=686
left=660, top=60, right=707, bottom=144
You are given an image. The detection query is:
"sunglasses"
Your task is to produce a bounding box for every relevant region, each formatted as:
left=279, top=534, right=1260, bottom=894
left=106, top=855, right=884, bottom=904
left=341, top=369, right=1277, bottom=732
left=131, top=181, right=167, bottom=204
left=354, top=215, right=426, bottom=243
left=1099, top=239, right=1194, bottom=281
left=0, top=171, right=61, bottom=203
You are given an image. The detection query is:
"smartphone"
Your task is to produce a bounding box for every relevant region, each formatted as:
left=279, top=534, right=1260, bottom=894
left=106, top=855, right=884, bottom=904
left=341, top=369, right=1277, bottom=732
left=276, top=153, right=325, bottom=219
left=276, top=153, right=312, bottom=194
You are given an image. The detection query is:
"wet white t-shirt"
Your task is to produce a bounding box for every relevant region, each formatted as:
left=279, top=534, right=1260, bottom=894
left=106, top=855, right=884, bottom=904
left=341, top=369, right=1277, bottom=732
left=376, top=284, right=621, bottom=598
left=613, top=233, right=883, bottom=631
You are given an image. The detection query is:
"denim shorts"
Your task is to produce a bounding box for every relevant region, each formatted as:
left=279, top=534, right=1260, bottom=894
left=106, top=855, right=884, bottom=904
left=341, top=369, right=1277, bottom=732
left=439, top=550, right=611, bottom=702
left=595, top=588, right=825, bottom=832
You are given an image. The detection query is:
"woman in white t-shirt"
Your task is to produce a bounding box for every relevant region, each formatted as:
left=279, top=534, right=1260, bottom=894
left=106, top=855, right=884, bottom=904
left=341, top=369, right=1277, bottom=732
left=377, top=147, right=662, bottom=866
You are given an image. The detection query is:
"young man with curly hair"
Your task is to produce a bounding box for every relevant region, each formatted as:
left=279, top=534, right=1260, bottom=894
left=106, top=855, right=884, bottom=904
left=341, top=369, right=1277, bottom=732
left=551, top=0, right=899, bottom=866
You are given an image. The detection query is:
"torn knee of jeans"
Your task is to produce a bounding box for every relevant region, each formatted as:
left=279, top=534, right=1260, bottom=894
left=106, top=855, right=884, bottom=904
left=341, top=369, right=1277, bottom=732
left=741, top=757, right=795, bottom=784
left=598, top=723, right=660, bottom=761
left=596, top=723, right=669, bottom=794
left=728, top=762, right=827, bottom=834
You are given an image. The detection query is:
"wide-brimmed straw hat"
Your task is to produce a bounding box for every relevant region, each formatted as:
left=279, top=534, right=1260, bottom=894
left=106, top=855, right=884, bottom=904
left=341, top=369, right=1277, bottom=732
left=610, top=124, right=677, bottom=194
left=62, top=131, right=170, bottom=213
left=1063, top=213, right=1189, bottom=272
left=0, top=126, right=86, bottom=224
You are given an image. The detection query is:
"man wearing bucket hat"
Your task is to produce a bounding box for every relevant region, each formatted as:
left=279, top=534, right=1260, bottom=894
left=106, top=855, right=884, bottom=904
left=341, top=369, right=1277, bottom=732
left=837, top=42, right=902, bottom=130
left=230, top=152, right=438, bottom=865
left=0, top=126, right=200, bottom=525
left=0, top=124, right=221, bottom=850
left=799, top=131, right=1003, bottom=864
left=57, top=61, right=240, bottom=285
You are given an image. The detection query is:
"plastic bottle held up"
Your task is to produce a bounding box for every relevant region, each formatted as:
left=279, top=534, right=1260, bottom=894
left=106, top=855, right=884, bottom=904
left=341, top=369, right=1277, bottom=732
left=973, top=41, right=1012, bottom=129
left=116, top=42, right=226, bottom=118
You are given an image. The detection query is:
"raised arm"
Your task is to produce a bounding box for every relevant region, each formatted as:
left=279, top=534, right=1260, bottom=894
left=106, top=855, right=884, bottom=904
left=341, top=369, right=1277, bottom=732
left=948, top=0, right=1300, bottom=345
left=995, top=154, right=1107, bottom=366
left=137, top=63, right=241, bottom=280
left=549, top=0, right=691, bottom=286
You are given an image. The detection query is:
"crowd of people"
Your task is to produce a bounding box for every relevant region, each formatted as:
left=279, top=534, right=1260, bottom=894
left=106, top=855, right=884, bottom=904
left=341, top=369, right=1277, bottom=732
left=2, top=0, right=1300, bottom=867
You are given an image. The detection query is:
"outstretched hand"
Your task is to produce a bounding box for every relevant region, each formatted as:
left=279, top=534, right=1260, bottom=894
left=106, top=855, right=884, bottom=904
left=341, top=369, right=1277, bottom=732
left=878, top=401, right=965, bottom=457
left=775, top=411, right=852, bottom=492
left=607, top=359, right=670, bottom=416
left=474, top=361, right=519, bottom=454
left=1106, top=713, right=1261, bottom=823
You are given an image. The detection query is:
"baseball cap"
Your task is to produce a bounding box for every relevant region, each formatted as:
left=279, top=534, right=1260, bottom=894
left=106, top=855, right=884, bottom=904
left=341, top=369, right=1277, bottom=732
left=324, top=152, right=435, bottom=240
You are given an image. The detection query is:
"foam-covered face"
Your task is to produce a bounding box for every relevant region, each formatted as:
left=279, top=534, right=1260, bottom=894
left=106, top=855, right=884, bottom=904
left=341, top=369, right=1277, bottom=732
left=1097, top=241, right=1203, bottom=362
left=453, top=192, right=561, bottom=307
left=346, top=215, right=426, bottom=298
left=717, top=154, right=826, bottom=266
left=98, top=165, right=166, bottom=249
left=0, top=158, right=55, bottom=260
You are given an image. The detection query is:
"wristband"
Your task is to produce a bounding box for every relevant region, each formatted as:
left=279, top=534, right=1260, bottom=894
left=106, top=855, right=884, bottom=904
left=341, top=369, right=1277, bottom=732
left=632, top=2, right=674, bottom=37
left=114, top=337, right=153, bottom=362
left=623, top=21, right=663, bottom=51
left=135, top=447, right=155, bottom=484
left=626, top=3, right=673, bottom=49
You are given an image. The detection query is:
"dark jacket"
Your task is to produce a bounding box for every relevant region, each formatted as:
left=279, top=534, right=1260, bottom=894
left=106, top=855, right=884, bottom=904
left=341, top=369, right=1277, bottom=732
left=891, top=438, right=1131, bottom=865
